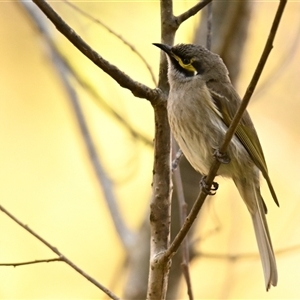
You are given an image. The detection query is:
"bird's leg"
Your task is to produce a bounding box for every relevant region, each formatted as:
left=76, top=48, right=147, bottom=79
left=213, top=148, right=231, bottom=164
left=200, top=176, right=219, bottom=196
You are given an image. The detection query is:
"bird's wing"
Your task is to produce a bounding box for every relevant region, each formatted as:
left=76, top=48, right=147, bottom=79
left=207, top=80, right=279, bottom=207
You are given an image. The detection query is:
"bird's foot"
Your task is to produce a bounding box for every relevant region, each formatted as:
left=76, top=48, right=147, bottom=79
left=200, top=176, right=219, bottom=196
left=213, top=149, right=230, bottom=164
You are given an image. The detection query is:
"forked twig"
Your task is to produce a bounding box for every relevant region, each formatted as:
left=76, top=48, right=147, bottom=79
left=63, top=0, right=157, bottom=86
left=31, top=0, right=163, bottom=104
left=176, top=0, right=213, bottom=25
left=0, top=205, right=120, bottom=300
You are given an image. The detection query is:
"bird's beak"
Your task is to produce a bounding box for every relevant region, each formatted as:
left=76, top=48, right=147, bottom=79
left=153, top=43, right=173, bottom=56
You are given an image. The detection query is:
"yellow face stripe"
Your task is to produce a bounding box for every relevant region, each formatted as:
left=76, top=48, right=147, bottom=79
left=172, top=54, right=196, bottom=73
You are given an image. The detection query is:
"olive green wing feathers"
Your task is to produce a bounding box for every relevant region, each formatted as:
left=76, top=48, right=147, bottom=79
left=207, top=80, right=279, bottom=207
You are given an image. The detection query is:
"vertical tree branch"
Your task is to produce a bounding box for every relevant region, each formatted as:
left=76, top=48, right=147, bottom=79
left=147, top=0, right=174, bottom=298
left=147, top=102, right=172, bottom=300
left=206, top=2, right=213, bottom=50
left=148, top=1, right=212, bottom=299
left=172, top=143, right=194, bottom=300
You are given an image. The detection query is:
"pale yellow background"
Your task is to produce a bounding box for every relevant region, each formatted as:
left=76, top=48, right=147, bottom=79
left=0, top=1, right=300, bottom=299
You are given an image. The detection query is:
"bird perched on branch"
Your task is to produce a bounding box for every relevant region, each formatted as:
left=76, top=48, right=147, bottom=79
left=153, top=43, right=279, bottom=290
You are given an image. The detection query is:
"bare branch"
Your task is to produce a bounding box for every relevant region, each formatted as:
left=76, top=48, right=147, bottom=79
left=64, top=60, right=153, bottom=147
left=165, top=0, right=287, bottom=260
left=146, top=0, right=177, bottom=297
left=156, top=0, right=175, bottom=90
left=146, top=0, right=176, bottom=298
left=0, top=205, right=120, bottom=300
left=21, top=1, right=134, bottom=250
left=31, top=0, right=163, bottom=104
left=194, top=244, right=300, bottom=260
left=176, top=0, right=212, bottom=25
left=194, top=2, right=253, bottom=85
left=206, top=2, right=213, bottom=50
left=181, top=263, right=194, bottom=300
left=218, top=0, right=287, bottom=156
left=255, top=16, right=300, bottom=98
left=0, top=258, right=62, bottom=267
left=147, top=102, right=172, bottom=300
left=63, top=0, right=157, bottom=86
left=172, top=143, right=193, bottom=300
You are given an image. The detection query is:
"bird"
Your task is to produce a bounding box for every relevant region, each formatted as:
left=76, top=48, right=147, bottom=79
left=153, top=43, right=279, bottom=290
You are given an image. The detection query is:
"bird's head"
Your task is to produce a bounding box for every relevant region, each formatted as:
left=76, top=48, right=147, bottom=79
left=153, top=43, right=229, bottom=83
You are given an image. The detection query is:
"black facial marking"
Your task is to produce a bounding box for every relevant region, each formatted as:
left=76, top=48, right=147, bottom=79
left=192, top=60, right=204, bottom=75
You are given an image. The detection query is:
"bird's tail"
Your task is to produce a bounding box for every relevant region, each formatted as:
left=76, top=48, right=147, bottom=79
left=235, top=180, right=278, bottom=290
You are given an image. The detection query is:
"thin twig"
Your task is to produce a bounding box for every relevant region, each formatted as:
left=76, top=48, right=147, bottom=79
left=218, top=0, right=287, bottom=157
left=165, top=0, right=287, bottom=260
left=63, top=59, right=153, bottom=146
left=23, top=0, right=153, bottom=147
left=0, top=258, right=62, bottom=267
left=176, top=0, right=213, bottom=25
left=255, top=16, right=300, bottom=98
left=21, top=0, right=134, bottom=251
left=206, top=2, right=213, bottom=50
left=172, top=142, right=193, bottom=300
left=63, top=0, right=157, bottom=86
left=31, top=0, right=163, bottom=104
left=0, top=205, right=120, bottom=300
left=194, top=244, right=300, bottom=260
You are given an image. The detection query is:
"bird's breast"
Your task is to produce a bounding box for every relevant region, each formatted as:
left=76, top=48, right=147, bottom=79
left=167, top=80, right=247, bottom=176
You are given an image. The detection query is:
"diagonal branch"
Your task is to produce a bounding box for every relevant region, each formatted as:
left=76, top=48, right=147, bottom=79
left=0, top=258, right=62, bottom=266
left=20, top=0, right=134, bottom=250
left=194, top=244, right=300, bottom=260
left=63, top=0, right=157, bottom=86
left=62, top=59, right=153, bottom=146
left=176, top=0, right=212, bottom=25
left=172, top=143, right=193, bottom=300
left=165, top=0, right=287, bottom=259
left=31, top=0, right=163, bottom=104
left=0, top=205, right=120, bottom=300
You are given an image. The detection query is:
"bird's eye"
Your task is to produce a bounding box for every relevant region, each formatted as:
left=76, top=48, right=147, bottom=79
left=182, top=58, right=190, bottom=65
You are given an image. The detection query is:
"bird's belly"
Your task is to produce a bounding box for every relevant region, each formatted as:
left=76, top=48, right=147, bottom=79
left=168, top=99, right=250, bottom=177
left=170, top=113, right=221, bottom=175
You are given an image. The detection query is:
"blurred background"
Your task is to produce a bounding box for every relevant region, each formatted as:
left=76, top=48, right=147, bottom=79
left=0, top=1, right=299, bottom=299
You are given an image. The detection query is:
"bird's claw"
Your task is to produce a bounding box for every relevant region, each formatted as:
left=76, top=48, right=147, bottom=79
left=213, top=149, right=230, bottom=164
left=200, top=176, right=219, bottom=196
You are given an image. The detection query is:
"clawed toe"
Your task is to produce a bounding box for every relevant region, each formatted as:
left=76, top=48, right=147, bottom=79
left=200, top=176, right=219, bottom=196
left=213, top=149, right=230, bottom=164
